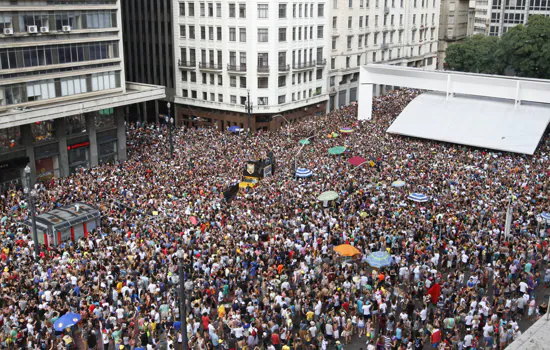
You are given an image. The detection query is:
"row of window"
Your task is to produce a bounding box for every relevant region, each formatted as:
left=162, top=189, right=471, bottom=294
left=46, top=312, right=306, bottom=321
left=179, top=25, right=325, bottom=42
left=181, top=88, right=322, bottom=105
left=334, top=13, right=435, bottom=30
left=180, top=48, right=324, bottom=68
left=326, top=44, right=434, bottom=75
left=178, top=2, right=326, bottom=19
left=338, top=0, right=436, bottom=9
left=0, top=42, right=118, bottom=70
left=334, top=28, right=434, bottom=50
left=0, top=11, right=117, bottom=31
left=182, top=70, right=323, bottom=87
left=0, top=71, right=120, bottom=106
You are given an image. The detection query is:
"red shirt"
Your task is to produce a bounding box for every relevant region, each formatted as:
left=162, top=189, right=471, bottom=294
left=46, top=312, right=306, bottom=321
left=201, top=315, right=210, bottom=329
left=271, top=333, right=280, bottom=345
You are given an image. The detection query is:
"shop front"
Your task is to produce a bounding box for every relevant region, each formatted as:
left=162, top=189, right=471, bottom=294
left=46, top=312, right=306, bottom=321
left=97, top=129, right=118, bottom=164
left=67, top=140, right=90, bottom=175
left=34, top=142, right=60, bottom=181
left=0, top=156, right=29, bottom=189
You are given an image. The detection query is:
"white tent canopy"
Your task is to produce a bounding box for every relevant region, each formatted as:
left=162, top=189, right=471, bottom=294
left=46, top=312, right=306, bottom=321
left=386, top=92, right=550, bottom=155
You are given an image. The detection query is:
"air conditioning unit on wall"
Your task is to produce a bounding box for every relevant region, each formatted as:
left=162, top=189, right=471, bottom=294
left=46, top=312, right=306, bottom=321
left=62, top=25, right=72, bottom=32
left=27, top=25, right=38, bottom=33
left=40, top=26, right=49, bottom=33
left=3, top=28, right=14, bottom=35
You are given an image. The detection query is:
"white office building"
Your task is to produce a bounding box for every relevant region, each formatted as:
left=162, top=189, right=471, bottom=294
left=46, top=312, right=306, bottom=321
left=473, top=0, right=550, bottom=36
left=172, top=1, right=329, bottom=131
left=327, top=0, right=440, bottom=108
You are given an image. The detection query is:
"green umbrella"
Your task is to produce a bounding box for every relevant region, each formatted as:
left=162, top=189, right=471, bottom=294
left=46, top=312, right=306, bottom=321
left=328, top=146, right=346, bottom=155
left=299, top=139, right=311, bottom=145
left=317, top=191, right=339, bottom=201
left=332, top=132, right=340, bottom=138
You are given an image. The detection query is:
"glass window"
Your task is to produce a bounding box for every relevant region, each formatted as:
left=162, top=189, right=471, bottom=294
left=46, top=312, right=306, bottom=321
left=239, top=4, right=246, bottom=17
left=258, top=4, right=268, bottom=18
left=0, top=127, right=22, bottom=153
left=95, top=109, right=115, bottom=129
left=65, top=114, right=87, bottom=135
left=258, top=28, right=268, bottom=42
left=32, top=120, right=56, bottom=142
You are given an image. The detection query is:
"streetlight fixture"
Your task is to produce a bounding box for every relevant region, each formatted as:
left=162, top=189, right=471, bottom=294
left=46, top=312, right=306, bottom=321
left=166, top=102, right=174, bottom=158
left=272, top=114, right=293, bottom=138
left=244, top=90, right=253, bottom=134
left=24, top=165, right=40, bottom=259
left=176, top=249, right=188, bottom=350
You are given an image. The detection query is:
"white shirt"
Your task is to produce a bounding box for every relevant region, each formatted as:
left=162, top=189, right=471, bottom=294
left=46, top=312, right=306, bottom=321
left=464, top=334, right=473, bottom=346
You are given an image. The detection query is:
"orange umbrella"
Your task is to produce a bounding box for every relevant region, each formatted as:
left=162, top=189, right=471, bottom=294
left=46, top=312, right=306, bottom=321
left=333, top=244, right=361, bottom=257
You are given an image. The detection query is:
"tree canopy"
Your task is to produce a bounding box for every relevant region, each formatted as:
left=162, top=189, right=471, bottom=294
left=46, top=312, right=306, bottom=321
left=445, top=15, right=550, bottom=79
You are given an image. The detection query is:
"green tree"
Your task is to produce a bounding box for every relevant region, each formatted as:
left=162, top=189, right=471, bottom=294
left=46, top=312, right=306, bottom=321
left=499, top=15, right=550, bottom=79
left=445, top=35, right=503, bottom=75
left=445, top=15, right=550, bottom=78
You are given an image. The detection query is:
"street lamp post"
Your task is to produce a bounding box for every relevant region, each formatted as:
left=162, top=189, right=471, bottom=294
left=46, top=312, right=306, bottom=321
left=166, top=102, right=174, bottom=159
left=177, top=249, right=188, bottom=350
left=24, top=166, right=40, bottom=259
left=245, top=90, right=253, bottom=134
left=272, top=114, right=293, bottom=138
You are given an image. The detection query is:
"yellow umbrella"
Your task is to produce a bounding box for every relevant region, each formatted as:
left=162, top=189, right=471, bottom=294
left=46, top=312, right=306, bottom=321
left=333, top=244, right=361, bottom=257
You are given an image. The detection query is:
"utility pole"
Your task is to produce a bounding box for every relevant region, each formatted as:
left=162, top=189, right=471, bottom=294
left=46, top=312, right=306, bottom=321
left=245, top=90, right=253, bottom=134
left=166, top=102, right=174, bottom=158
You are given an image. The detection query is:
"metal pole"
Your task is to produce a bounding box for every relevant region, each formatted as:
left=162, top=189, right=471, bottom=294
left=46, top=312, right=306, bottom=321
left=247, top=90, right=251, bottom=134
left=167, top=105, right=174, bottom=158
left=178, top=260, right=188, bottom=350
left=29, top=193, right=39, bottom=258
left=25, top=168, right=39, bottom=259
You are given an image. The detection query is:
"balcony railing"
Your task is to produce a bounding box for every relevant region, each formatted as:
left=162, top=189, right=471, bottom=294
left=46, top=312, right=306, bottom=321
left=278, top=64, right=290, bottom=72
left=257, top=65, right=270, bottom=73
left=227, top=64, right=247, bottom=72
left=178, top=59, right=196, bottom=69
left=317, top=59, right=327, bottom=66
left=292, top=61, right=316, bottom=70
left=199, top=62, right=223, bottom=70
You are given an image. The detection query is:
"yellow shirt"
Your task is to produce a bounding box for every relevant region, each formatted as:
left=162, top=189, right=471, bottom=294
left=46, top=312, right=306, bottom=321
left=218, top=305, right=226, bottom=318
left=306, top=311, right=314, bottom=320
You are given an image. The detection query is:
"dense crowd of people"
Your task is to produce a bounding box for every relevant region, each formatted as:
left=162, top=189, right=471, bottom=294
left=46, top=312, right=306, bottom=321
left=0, top=89, right=549, bottom=350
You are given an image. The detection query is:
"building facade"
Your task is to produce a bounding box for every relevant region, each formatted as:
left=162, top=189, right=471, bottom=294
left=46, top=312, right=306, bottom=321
left=328, top=0, right=440, bottom=109
left=121, top=0, right=175, bottom=124
left=437, top=0, right=469, bottom=69
left=473, top=0, right=550, bottom=36
left=0, top=0, right=164, bottom=188
left=172, top=1, right=328, bottom=132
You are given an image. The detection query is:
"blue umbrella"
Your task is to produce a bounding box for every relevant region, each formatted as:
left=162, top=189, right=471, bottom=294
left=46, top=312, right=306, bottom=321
left=228, top=126, right=241, bottom=133
left=408, top=193, right=429, bottom=202
left=540, top=212, right=550, bottom=222
left=366, top=251, right=392, bottom=268
left=54, top=312, right=81, bottom=331
left=296, top=168, right=313, bottom=178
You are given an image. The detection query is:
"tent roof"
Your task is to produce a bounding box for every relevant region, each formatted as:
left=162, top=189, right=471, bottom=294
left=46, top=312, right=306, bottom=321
left=22, top=202, right=100, bottom=232
left=387, top=92, right=550, bottom=155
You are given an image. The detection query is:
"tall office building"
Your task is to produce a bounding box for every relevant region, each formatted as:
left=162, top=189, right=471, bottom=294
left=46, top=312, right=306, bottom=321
left=121, top=0, right=175, bottom=124
left=473, top=0, right=550, bottom=36
left=0, top=0, right=164, bottom=187
left=437, top=0, right=470, bottom=69
left=173, top=1, right=328, bottom=131
left=328, top=0, right=440, bottom=109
